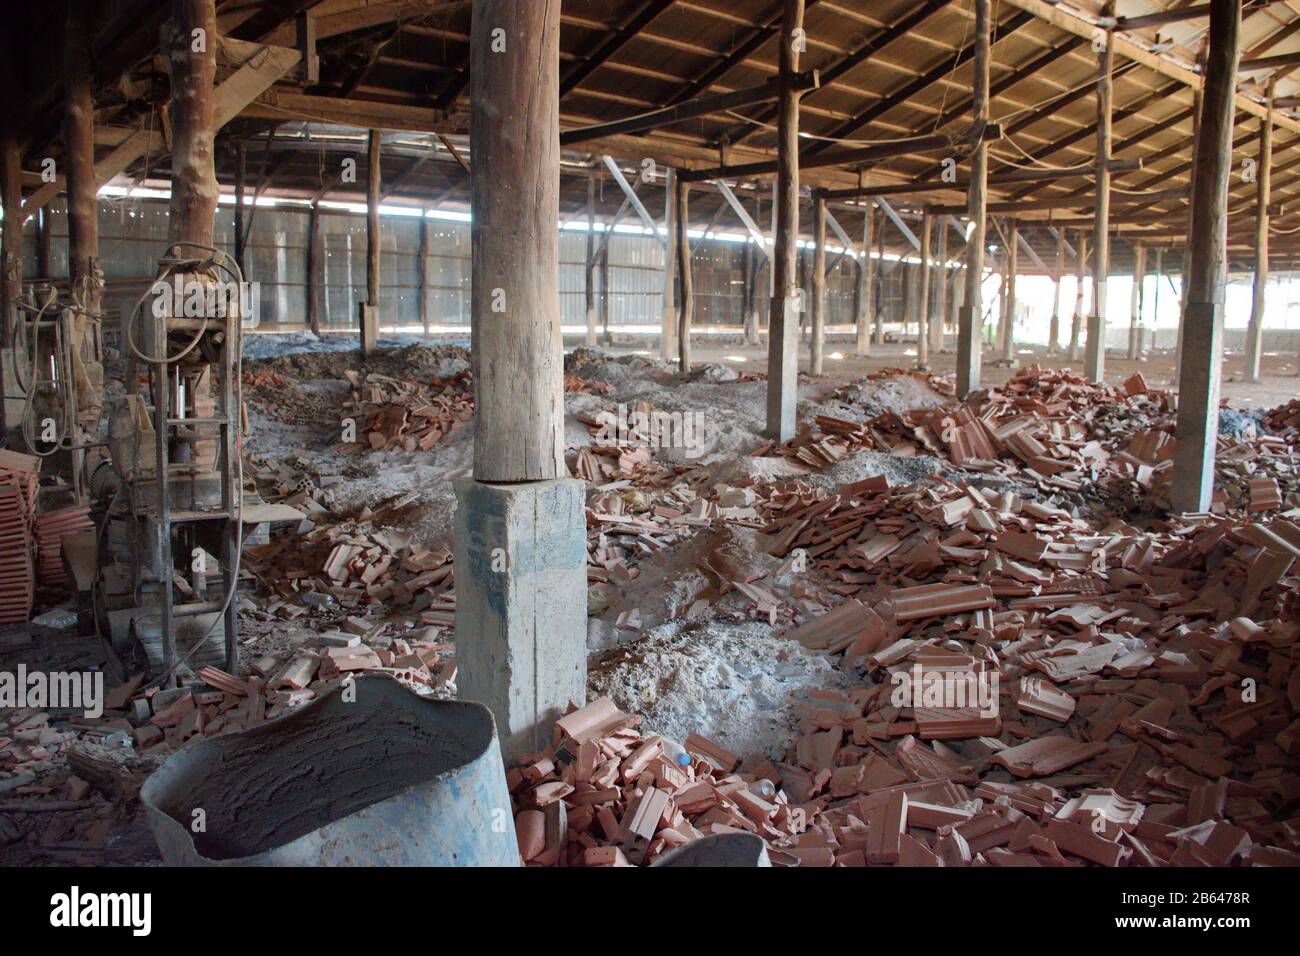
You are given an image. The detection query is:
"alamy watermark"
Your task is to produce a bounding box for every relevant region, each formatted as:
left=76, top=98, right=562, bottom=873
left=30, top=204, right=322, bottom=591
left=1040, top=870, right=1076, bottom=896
left=150, top=275, right=260, bottom=327
left=0, top=665, right=104, bottom=718
left=594, top=403, right=709, bottom=459
left=890, top=664, right=999, bottom=718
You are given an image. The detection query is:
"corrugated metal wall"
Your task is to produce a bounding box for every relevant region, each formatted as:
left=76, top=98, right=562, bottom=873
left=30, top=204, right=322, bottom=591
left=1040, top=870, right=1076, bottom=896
left=19, top=196, right=884, bottom=334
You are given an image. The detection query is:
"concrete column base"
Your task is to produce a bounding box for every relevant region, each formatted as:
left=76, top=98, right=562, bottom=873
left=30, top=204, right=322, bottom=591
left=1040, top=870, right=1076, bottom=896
left=453, top=478, right=587, bottom=760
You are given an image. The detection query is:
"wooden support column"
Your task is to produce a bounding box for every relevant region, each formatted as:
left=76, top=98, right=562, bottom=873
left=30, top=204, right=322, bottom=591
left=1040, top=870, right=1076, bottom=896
left=1153, top=247, right=1164, bottom=348
left=234, top=142, right=247, bottom=275
left=1128, top=241, right=1146, bottom=359
left=1175, top=84, right=1204, bottom=382
left=660, top=168, right=677, bottom=361
left=743, top=236, right=759, bottom=344
left=1070, top=232, right=1088, bottom=361
left=1245, top=80, right=1274, bottom=382
left=66, top=0, right=101, bottom=322
left=765, top=0, right=806, bottom=441
left=306, top=205, right=321, bottom=335
left=167, top=0, right=218, bottom=247
left=1001, top=219, right=1018, bottom=364
left=418, top=215, right=430, bottom=335
left=362, top=129, right=381, bottom=356
left=855, top=201, right=874, bottom=355
left=811, top=192, right=826, bottom=375
left=934, top=217, right=948, bottom=356
left=874, top=208, right=886, bottom=346
left=957, top=0, right=991, bottom=398
left=0, top=133, right=19, bottom=358
left=676, top=176, right=692, bottom=371
left=468, top=2, right=565, bottom=480
left=1171, top=0, right=1241, bottom=514
left=1048, top=228, right=1064, bottom=354
left=458, top=0, right=583, bottom=760
left=601, top=236, right=611, bottom=344
left=1085, top=5, right=1115, bottom=384
left=585, top=177, right=597, bottom=346
left=917, top=209, right=933, bottom=369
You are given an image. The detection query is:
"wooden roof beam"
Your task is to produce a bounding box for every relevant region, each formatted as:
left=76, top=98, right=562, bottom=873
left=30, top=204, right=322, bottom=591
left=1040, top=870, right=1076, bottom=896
left=997, top=0, right=1300, bottom=134
left=561, top=70, right=818, bottom=145
left=722, top=0, right=952, bottom=146
left=804, top=8, right=1035, bottom=156
left=680, top=122, right=1002, bottom=183
left=560, top=0, right=677, bottom=97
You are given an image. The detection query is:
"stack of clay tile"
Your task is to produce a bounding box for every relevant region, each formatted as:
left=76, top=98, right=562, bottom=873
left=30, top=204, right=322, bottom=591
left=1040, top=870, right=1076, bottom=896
left=0, top=450, right=40, bottom=513
left=0, top=451, right=39, bottom=625
left=0, top=485, right=35, bottom=625
left=33, top=504, right=93, bottom=588
left=333, top=369, right=474, bottom=454
left=509, top=697, right=806, bottom=866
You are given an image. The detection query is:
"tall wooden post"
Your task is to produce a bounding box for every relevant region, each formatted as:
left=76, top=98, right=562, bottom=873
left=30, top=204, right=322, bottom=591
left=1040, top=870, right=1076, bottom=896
left=0, top=134, right=19, bottom=364
left=1128, top=241, right=1146, bottom=359
left=458, top=0, right=584, bottom=760
left=1048, top=228, right=1064, bottom=355
left=1001, top=219, right=1018, bottom=364
left=1245, top=80, right=1274, bottom=382
left=765, top=0, right=806, bottom=441
left=1086, top=5, right=1114, bottom=383
left=1175, top=83, right=1204, bottom=382
left=1070, top=232, right=1088, bottom=361
left=811, top=193, right=826, bottom=375
left=661, top=167, right=677, bottom=361
left=1171, top=0, right=1240, bottom=514
left=1153, top=246, right=1164, bottom=348
left=957, top=0, right=990, bottom=397
left=418, top=214, right=430, bottom=335
left=362, top=129, right=381, bottom=356
left=874, top=209, right=886, bottom=345
left=167, top=0, right=217, bottom=246
left=917, top=209, right=933, bottom=369
left=66, top=0, right=100, bottom=314
left=306, top=205, right=321, bottom=334
left=856, top=202, right=874, bottom=355
left=600, top=234, right=611, bottom=344
left=743, top=236, right=759, bottom=344
left=676, top=176, right=692, bottom=371
left=585, top=177, right=597, bottom=346
left=934, top=216, right=948, bottom=356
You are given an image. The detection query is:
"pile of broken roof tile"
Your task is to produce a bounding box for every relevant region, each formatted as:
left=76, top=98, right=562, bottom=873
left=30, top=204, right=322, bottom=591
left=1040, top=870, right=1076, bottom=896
left=242, top=491, right=455, bottom=631
left=333, top=369, right=474, bottom=454
left=511, top=458, right=1300, bottom=866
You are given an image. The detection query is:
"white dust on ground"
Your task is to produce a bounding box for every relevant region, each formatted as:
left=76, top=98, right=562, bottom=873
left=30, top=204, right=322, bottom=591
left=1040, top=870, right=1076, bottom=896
left=588, top=618, right=851, bottom=760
